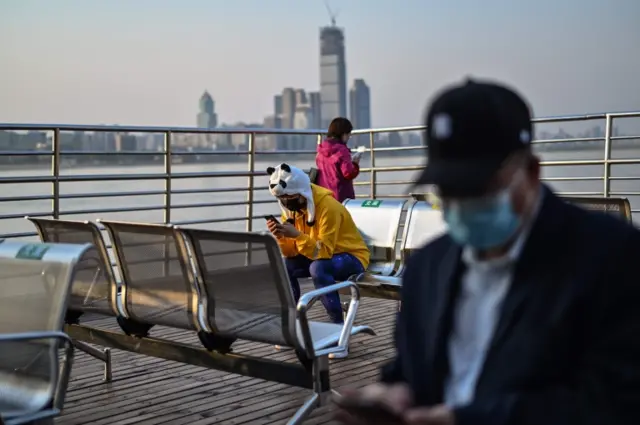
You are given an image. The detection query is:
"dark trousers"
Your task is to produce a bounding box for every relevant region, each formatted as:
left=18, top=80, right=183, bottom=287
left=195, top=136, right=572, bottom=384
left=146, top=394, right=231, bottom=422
left=284, top=253, right=365, bottom=324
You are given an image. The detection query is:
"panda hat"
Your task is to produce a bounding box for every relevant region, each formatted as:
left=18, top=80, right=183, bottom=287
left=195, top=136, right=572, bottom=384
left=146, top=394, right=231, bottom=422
left=267, top=163, right=316, bottom=226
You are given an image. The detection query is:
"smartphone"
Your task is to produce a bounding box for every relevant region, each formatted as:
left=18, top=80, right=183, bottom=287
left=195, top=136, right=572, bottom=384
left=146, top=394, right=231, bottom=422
left=264, top=214, right=279, bottom=223
left=334, top=396, right=405, bottom=424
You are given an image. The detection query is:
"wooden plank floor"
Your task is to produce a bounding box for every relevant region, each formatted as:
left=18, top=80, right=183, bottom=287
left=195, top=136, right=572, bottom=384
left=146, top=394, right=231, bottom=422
left=56, top=283, right=399, bottom=425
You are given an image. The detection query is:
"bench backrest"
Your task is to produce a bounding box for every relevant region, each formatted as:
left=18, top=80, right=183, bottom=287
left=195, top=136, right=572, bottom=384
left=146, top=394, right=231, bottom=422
left=0, top=241, right=91, bottom=417
left=98, top=220, right=199, bottom=330
left=562, top=196, right=633, bottom=223
left=177, top=227, right=299, bottom=348
left=27, top=217, right=118, bottom=317
left=343, top=199, right=407, bottom=275
left=401, top=201, right=448, bottom=260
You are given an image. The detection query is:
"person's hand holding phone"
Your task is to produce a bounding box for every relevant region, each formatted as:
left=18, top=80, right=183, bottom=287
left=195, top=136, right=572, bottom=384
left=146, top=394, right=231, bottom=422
left=266, top=216, right=300, bottom=239
left=334, top=383, right=413, bottom=425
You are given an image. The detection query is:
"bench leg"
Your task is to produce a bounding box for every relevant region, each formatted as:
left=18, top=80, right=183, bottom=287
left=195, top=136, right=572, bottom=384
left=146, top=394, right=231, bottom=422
left=287, top=355, right=331, bottom=425
left=287, top=392, right=320, bottom=425
left=72, top=340, right=113, bottom=382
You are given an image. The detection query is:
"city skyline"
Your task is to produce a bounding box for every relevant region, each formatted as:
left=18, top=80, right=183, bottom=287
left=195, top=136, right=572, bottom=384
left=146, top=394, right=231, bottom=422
left=1, top=0, right=639, bottom=133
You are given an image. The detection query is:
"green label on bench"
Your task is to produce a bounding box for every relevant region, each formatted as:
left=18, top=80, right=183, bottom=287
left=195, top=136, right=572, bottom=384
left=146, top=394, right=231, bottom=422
left=16, top=244, right=51, bottom=260
left=361, top=200, right=382, bottom=208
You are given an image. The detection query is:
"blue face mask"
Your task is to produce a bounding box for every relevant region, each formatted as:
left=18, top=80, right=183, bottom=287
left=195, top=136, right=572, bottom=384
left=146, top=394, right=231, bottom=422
left=443, top=188, right=521, bottom=250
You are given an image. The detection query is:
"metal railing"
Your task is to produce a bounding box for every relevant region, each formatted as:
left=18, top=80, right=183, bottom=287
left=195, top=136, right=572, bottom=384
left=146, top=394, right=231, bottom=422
left=1, top=111, right=639, bottom=240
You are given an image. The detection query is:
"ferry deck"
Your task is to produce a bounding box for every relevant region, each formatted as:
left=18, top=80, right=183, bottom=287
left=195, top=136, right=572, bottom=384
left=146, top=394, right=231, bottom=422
left=0, top=111, right=639, bottom=424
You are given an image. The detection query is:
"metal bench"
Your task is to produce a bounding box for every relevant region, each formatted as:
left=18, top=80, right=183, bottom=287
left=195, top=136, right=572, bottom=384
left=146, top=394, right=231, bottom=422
left=0, top=241, right=90, bottom=425
left=562, top=196, right=633, bottom=223
left=343, top=199, right=407, bottom=276
left=27, top=217, right=118, bottom=381
left=41, top=220, right=374, bottom=425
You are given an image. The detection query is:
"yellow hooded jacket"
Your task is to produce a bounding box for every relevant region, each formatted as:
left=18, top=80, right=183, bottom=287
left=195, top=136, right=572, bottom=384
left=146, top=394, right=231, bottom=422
left=277, top=184, right=370, bottom=269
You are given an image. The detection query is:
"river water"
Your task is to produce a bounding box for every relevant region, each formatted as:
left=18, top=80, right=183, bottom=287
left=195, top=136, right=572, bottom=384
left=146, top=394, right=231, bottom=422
left=1, top=147, right=639, bottom=239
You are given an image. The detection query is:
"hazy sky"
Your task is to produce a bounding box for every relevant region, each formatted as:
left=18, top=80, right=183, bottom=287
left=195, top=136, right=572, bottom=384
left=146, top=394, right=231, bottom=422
left=1, top=0, right=639, bottom=129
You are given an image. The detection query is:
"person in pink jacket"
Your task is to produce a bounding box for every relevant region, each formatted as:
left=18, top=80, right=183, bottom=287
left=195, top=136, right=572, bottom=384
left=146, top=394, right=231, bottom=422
left=315, top=117, right=361, bottom=202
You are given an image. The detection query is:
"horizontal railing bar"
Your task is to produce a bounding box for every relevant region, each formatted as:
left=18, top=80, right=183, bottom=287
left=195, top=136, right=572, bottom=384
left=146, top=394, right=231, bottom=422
left=541, top=159, right=640, bottom=166
left=0, top=212, right=51, bottom=220
left=611, top=135, right=640, bottom=142
left=171, top=199, right=274, bottom=210
left=0, top=194, right=54, bottom=202
left=609, top=177, right=640, bottom=181
left=533, top=137, right=605, bottom=144
left=254, top=150, right=317, bottom=155
left=59, top=190, right=166, bottom=199
left=173, top=216, right=249, bottom=225
left=58, top=205, right=164, bottom=216
left=555, top=191, right=604, bottom=196
left=359, top=165, right=425, bottom=173
left=0, top=168, right=333, bottom=185
left=54, top=150, right=163, bottom=156
left=370, top=145, right=425, bottom=152
left=367, top=180, right=414, bottom=186
left=172, top=186, right=250, bottom=195
left=0, top=231, right=38, bottom=239
left=610, top=192, right=640, bottom=196
left=0, top=151, right=53, bottom=156
left=540, top=176, right=604, bottom=181
left=0, top=170, right=270, bottom=184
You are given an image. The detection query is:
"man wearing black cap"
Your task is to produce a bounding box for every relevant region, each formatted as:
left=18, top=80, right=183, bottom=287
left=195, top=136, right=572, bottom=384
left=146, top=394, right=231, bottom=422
left=335, top=79, right=640, bottom=425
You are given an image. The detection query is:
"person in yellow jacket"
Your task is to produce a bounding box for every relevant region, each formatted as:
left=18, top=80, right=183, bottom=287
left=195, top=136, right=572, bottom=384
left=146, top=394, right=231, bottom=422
left=266, top=163, right=370, bottom=324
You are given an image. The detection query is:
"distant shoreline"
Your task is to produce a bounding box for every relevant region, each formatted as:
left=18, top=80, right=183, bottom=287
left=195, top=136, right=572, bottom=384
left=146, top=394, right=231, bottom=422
left=1, top=144, right=639, bottom=172
left=0, top=151, right=413, bottom=172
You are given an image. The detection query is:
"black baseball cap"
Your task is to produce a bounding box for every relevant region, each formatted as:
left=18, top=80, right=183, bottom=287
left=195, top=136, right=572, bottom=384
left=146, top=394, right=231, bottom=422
left=416, top=79, right=533, bottom=197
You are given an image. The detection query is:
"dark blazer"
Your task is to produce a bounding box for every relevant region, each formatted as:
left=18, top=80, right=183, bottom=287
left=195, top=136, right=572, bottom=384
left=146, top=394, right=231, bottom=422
left=381, top=187, right=640, bottom=425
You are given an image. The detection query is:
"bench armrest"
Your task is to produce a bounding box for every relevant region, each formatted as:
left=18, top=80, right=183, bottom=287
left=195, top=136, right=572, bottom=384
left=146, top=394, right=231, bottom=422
left=296, top=280, right=361, bottom=359
left=0, top=331, right=75, bottom=412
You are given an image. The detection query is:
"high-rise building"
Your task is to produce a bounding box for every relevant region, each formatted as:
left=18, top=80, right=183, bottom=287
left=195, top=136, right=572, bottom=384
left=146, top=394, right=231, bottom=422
left=274, top=95, right=283, bottom=119
left=197, top=91, right=218, bottom=128
left=281, top=88, right=296, bottom=129
left=294, top=89, right=308, bottom=106
left=319, top=24, right=347, bottom=128
left=308, top=91, right=322, bottom=129
left=349, top=79, right=371, bottom=129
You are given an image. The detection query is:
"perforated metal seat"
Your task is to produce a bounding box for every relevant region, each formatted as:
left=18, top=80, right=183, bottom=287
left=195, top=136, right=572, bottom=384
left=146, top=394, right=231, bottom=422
left=98, top=220, right=200, bottom=331
left=0, top=241, right=88, bottom=425
left=343, top=199, right=407, bottom=276
left=179, top=227, right=374, bottom=346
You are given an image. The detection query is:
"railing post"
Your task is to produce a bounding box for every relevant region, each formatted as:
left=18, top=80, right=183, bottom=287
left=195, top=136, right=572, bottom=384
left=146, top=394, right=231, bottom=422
left=51, top=128, right=61, bottom=219
left=369, top=131, right=376, bottom=199
left=246, top=133, right=255, bottom=232
left=163, top=131, right=172, bottom=224
left=163, top=131, right=172, bottom=277
left=603, top=114, right=612, bottom=197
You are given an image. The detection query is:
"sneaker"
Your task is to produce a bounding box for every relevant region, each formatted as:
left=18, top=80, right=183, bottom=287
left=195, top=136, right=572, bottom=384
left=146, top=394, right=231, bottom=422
left=329, top=349, right=349, bottom=359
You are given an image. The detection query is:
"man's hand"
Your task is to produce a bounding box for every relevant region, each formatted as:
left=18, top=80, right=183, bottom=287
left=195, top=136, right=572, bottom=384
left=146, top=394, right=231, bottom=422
left=267, top=219, right=300, bottom=239
left=404, top=405, right=455, bottom=425
left=334, top=383, right=413, bottom=425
